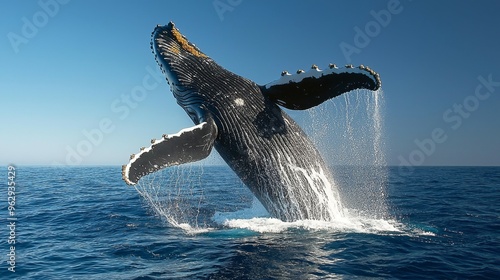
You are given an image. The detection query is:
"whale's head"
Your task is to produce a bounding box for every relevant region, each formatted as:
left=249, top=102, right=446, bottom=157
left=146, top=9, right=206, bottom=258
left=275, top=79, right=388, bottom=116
left=151, top=22, right=212, bottom=124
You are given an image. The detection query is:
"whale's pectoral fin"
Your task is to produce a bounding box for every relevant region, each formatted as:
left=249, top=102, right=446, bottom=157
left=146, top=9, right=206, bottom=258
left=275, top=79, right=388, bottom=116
left=262, top=64, right=381, bottom=110
left=122, top=119, right=217, bottom=185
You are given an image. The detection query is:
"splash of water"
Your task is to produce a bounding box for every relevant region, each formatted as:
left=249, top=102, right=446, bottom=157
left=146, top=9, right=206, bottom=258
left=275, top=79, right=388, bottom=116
left=306, top=89, right=388, bottom=219
left=372, top=89, right=385, bottom=166
left=135, top=89, right=393, bottom=233
left=260, top=152, right=346, bottom=221
left=134, top=164, right=214, bottom=233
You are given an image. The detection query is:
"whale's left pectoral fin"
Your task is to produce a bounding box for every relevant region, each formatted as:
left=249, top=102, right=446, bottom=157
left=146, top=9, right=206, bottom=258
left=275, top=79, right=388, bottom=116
left=122, top=120, right=217, bottom=185
left=262, top=64, right=381, bottom=110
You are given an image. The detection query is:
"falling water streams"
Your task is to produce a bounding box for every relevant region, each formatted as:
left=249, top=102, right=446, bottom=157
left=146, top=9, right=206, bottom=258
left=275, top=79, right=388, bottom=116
left=309, top=89, right=388, bottom=219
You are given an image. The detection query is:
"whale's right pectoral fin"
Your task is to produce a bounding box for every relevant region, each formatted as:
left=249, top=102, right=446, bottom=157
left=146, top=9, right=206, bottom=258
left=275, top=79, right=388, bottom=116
left=262, top=64, right=381, bottom=110
left=122, top=119, right=217, bottom=185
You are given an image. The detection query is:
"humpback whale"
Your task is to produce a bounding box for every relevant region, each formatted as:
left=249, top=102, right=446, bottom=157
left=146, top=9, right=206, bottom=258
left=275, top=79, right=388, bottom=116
left=122, top=22, right=381, bottom=222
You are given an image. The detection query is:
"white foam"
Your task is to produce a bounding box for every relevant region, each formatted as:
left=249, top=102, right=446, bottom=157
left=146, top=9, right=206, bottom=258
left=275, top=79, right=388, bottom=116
left=216, top=214, right=403, bottom=234
left=212, top=198, right=403, bottom=234
left=169, top=220, right=215, bottom=235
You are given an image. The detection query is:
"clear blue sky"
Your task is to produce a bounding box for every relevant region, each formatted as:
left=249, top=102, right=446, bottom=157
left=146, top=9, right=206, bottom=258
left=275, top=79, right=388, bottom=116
left=1, top=0, right=499, bottom=166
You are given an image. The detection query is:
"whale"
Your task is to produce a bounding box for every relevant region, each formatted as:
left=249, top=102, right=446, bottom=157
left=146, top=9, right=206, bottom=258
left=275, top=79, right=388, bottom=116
left=122, top=22, right=381, bottom=222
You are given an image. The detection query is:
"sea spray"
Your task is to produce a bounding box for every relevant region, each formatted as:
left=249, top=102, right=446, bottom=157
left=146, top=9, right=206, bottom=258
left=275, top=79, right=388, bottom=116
left=134, top=164, right=213, bottom=231
left=307, top=89, right=389, bottom=219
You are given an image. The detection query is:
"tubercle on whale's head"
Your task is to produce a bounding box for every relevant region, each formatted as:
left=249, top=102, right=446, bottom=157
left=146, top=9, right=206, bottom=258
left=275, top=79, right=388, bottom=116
left=151, top=22, right=211, bottom=90
left=152, top=22, right=208, bottom=58
left=170, top=22, right=206, bottom=58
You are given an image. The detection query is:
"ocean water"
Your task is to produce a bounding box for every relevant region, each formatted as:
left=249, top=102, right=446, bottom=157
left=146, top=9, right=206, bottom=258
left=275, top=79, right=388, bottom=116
left=2, top=165, right=499, bottom=279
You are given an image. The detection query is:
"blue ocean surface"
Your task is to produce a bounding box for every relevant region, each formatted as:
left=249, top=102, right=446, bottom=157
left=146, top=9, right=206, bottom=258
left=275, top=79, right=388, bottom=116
left=2, top=165, right=499, bottom=279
